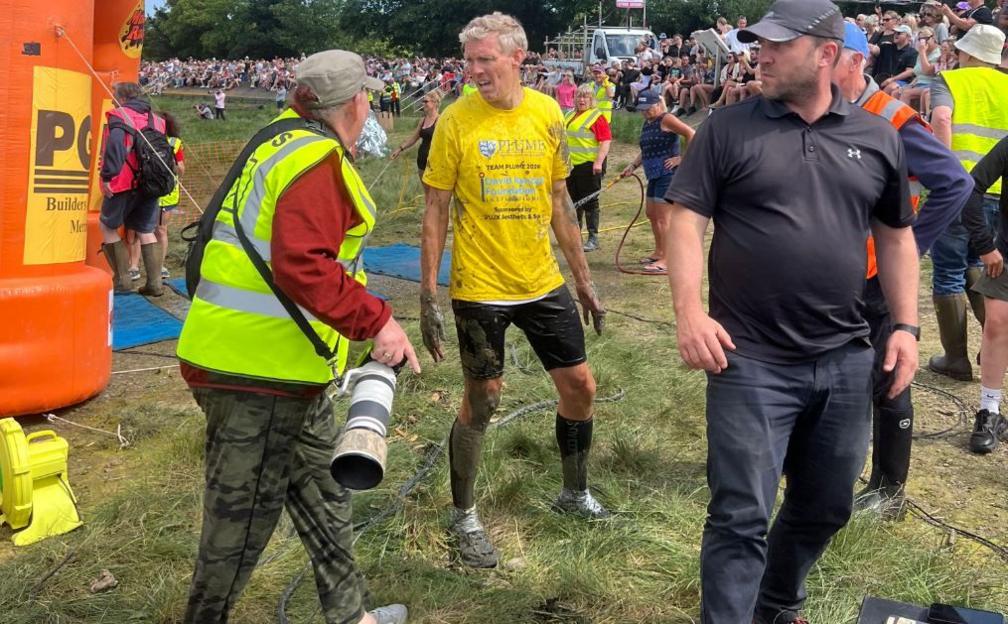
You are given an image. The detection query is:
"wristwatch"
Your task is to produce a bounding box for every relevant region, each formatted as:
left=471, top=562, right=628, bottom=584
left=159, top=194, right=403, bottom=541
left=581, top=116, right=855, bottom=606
left=892, top=323, right=920, bottom=341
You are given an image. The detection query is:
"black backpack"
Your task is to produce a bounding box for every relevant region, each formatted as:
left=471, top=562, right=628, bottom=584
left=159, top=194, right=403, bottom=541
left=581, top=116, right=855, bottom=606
left=110, top=112, right=176, bottom=199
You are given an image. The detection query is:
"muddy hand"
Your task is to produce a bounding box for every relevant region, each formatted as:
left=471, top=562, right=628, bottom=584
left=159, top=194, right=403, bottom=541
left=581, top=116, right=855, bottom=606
left=420, top=291, right=447, bottom=362
left=576, top=282, right=605, bottom=336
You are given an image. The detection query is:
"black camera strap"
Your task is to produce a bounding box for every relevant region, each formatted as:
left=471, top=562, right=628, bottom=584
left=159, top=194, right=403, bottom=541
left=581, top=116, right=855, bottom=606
left=225, top=124, right=340, bottom=366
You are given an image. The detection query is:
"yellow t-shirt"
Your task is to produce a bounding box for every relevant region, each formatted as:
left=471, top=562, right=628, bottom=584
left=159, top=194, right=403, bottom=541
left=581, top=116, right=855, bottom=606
left=423, top=88, right=571, bottom=302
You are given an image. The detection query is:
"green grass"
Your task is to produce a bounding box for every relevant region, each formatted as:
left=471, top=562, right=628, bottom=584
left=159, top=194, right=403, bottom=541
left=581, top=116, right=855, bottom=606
left=1, top=101, right=1005, bottom=623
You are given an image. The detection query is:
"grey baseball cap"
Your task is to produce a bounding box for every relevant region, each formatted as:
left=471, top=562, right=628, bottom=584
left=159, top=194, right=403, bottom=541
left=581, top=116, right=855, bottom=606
left=295, top=50, right=384, bottom=109
left=738, top=0, right=844, bottom=44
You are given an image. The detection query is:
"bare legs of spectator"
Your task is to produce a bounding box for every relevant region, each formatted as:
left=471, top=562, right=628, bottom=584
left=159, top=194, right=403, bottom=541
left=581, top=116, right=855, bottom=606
left=745, top=81, right=763, bottom=99
left=980, top=297, right=1008, bottom=404
left=156, top=211, right=172, bottom=279
left=712, top=80, right=739, bottom=108
left=676, top=87, right=693, bottom=114
left=644, top=199, right=672, bottom=271
left=125, top=229, right=141, bottom=279
left=900, top=86, right=926, bottom=114
left=691, top=84, right=714, bottom=111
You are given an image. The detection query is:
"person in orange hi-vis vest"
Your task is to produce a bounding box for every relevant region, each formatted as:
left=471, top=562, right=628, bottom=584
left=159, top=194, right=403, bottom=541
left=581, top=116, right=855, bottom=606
left=833, top=22, right=974, bottom=519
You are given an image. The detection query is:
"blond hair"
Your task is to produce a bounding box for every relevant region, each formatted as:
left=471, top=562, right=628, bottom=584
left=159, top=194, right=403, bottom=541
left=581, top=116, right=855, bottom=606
left=424, top=89, right=444, bottom=105
left=575, top=82, right=596, bottom=98
left=459, top=12, right=528, bottom=54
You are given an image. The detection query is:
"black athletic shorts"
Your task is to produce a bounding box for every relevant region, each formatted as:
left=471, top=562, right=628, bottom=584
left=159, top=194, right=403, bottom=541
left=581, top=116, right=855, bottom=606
left=451, top=285, right=587, bottom=380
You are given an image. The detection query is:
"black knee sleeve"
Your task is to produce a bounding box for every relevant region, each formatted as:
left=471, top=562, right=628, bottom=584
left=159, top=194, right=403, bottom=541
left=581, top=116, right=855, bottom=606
left=555, top=413, right=593, bottom=491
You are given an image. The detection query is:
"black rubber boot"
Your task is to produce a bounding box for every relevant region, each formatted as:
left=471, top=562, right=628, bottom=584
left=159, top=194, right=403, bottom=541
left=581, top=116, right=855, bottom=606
left=102, top=240, right=134, bottom=293
left=138, top=242, right=164, bottom=297
left=928, top=293, right=972, bottom=381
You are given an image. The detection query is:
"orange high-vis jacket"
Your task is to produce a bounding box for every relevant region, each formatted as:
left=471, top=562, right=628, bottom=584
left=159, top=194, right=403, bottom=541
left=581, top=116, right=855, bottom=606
left=862, top=90, right=926, bottom=280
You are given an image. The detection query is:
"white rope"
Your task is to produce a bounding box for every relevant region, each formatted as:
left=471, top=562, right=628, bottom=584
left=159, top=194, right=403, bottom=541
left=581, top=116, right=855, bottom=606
left=54, top=25, right=205, bottom=214
left=369, top=159, right=395, bottom=188
left=111, top=364, right=179, bottom=375
left=43, top=413, right=131, bottom=449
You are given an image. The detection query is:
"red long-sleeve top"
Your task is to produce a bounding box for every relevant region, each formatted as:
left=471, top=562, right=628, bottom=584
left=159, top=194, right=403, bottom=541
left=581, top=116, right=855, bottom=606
left=182, top=151, right=391, bottom=396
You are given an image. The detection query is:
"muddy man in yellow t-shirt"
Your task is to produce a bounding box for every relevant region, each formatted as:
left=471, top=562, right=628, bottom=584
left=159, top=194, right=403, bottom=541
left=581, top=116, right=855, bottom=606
left=420, top=12, right=609, bottom=569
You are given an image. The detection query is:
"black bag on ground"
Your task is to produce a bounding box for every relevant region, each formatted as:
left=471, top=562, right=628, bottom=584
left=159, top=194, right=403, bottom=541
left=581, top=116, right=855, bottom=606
left=110, top=112, right=177, bottom=199
left=179, top=117, right=313, bottom=299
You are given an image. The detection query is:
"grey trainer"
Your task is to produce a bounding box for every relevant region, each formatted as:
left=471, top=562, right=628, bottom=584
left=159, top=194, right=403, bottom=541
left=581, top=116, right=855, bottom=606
left=552, top=488, right=611, bottom=519
left=369, top=603, right=408, bottom=624
left=449, top=507, right=499, bottom=568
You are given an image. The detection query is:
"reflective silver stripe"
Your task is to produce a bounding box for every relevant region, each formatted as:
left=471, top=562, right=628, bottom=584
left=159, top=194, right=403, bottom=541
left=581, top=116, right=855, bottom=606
left=877, top=99, right=905, bottom=124
left=569, top=146, right=598, bottom=153
left=577, top=111, right=601, bottom=131
left=237, top=135, right=334, bottom=234
left=196, top=278, right=319, bottom=322
left=953, top=149, right=990, bottom=163
left=952, top=124, right=1008, bottom=141
left=212, top=222, right=272, bottom=260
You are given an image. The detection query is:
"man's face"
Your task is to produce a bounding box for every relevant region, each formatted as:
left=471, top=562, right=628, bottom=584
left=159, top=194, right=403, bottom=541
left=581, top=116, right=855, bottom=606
left=758, top=36, right=827, bottom=104
left=895, top=31, right=911, bottom=47
left=830, top=49, right=863, bottom=91
left=593, top=70, right=605, bottom=83
left=882, top=15, right=898, bottom=31
left=463, top=34, right=523, bottom=106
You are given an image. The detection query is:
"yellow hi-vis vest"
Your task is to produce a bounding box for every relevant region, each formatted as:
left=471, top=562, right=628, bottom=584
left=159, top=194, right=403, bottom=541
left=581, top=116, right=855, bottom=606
left=942, top=67, right=1008, bottom=197
left=565, top=108, right=602, bottom=166
left=158, top=137, right=183, bottom=207
left=595, top=80, right=613, bottom=122
left=177, top=109, right=377, bottom=383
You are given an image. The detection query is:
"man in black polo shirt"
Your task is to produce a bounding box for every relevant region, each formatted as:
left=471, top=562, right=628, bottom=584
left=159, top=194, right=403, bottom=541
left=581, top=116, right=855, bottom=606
left=664, top=1, right=919, bottom=623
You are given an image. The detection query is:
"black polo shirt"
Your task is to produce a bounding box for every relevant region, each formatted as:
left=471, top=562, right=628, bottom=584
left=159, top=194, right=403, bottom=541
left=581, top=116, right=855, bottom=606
left=665, top=87, right=914, bottom=363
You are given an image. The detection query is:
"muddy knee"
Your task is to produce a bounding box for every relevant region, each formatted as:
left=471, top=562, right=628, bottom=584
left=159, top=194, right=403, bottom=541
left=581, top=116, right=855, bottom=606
left=460, top=379, right=502, bottom=431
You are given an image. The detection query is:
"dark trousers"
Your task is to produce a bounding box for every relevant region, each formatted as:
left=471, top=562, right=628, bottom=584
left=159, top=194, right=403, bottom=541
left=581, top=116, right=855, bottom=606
left=214, top=107, right=225, bottom=120
left=864, top=277, right=914, bottom=490
left=185, top=388, right=367, bottom=624
left=700, top=343, right=873, bottom=623
left=566, top=160, right=604, bottom=237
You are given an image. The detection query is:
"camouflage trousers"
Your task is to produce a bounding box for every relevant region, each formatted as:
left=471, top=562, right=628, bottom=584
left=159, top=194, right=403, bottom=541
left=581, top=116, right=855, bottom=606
left=185, top=387, right=369, bottom=624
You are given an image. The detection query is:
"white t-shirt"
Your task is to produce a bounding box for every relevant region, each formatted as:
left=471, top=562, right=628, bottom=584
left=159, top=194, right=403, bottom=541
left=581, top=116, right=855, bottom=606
left=214, top=91, right=226, bottom=108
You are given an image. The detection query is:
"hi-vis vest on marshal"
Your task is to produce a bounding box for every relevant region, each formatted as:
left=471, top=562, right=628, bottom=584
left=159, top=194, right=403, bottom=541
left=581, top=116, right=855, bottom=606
left=941, top=66, right=1008, bottom=197
left=177, top=109, right=377, bottom=383
left=564, top=108, right=603, bottom=166
left=594, top=80, right=613, bottom=122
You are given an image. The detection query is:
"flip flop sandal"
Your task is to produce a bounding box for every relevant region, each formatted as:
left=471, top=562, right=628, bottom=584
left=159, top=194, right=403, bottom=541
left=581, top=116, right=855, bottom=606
left=641, top=263, right=668, bottom=275
left=639, top=255, right=659, bottom=264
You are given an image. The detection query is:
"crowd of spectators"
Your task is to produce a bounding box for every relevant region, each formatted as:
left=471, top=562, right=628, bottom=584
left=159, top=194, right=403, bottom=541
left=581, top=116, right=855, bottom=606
left=139, top=0, right=1006, bottom=120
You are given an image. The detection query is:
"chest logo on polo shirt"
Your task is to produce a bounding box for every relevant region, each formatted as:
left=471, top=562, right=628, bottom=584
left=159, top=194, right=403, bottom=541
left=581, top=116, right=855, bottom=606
left=847, top=146, right=862, bottom=160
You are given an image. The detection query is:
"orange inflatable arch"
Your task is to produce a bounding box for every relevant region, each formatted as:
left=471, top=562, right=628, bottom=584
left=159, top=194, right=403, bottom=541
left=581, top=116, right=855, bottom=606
left=0, top=0, right=145, bottom=416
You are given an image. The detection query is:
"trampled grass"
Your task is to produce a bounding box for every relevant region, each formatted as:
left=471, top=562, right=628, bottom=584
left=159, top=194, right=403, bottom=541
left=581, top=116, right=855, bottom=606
left=1, top=94, right=1005, bottom=623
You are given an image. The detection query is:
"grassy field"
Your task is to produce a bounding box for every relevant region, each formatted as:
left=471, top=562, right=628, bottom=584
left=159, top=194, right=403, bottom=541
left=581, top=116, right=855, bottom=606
left=1, top=94, right=1006, bottom=624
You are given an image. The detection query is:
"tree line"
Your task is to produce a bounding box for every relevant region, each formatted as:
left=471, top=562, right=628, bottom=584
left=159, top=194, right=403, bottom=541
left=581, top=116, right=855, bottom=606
left=144, top=0, right=779, bottom=60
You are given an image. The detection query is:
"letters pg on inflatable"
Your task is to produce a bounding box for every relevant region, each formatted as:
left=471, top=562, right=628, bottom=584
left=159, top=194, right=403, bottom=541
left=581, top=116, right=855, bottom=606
left=0, top=0, right=143, bottom=416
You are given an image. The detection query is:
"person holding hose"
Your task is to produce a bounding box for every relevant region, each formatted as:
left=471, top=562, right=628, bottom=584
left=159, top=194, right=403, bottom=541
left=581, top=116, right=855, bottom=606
left=390, top=89, right=442, bottom=187
left=565, top=82, right=612, bottom=252
left=621, top=87, right=694, bottom=275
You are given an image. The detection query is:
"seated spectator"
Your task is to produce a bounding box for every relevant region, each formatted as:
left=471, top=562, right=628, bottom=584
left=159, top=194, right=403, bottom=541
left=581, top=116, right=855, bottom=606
left=899, top=27, right=941, bottom=112
left=879, top=25, right=919, bottom=95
